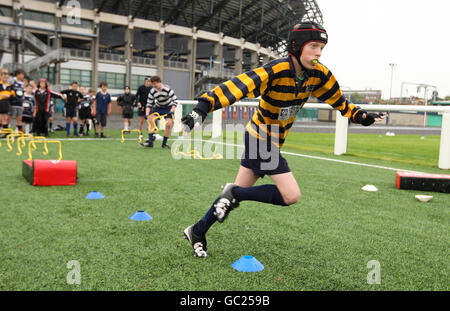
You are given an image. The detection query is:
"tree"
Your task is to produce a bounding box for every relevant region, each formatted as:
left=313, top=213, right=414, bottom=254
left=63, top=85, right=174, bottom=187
left=349, top=93, right=365, bottom=103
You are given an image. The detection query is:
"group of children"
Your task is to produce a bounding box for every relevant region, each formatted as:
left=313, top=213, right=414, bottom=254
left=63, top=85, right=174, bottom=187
left=0, top=67, right=112, bottom=139
left=59, top=81, right=112, bottom=138
left=54, top=81, right=112, bottom=138
left=0, top=68, right=36, bottom=136
left=0, top=67, right=178, bottom=146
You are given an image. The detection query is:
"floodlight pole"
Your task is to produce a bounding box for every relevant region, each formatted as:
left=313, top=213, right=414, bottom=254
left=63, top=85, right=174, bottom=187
left=389, top=63, right=396, bottom=103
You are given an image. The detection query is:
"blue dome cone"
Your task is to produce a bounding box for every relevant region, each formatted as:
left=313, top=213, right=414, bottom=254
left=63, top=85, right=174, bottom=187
left=232, top=255, right=264, bottom=272
left=129, top=211, right=152, bottom=221
left=85, top=191, right=105, bottom=199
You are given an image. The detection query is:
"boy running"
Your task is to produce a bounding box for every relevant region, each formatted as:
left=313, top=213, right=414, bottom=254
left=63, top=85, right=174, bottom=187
left=142, top=76, right=177, bottom=149
left=181, top=22, right=385, bottom=258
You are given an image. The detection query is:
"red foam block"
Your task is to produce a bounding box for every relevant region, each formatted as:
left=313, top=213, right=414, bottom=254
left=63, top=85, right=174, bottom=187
left=22, top=159, right=77, bottom=186
left=396, top=171, right=450, bottom=193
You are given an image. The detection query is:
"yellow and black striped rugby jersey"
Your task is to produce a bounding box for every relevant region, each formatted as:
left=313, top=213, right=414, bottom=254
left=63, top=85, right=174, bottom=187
left=0, top=82, right=15, bottom=105
left=197, top=56, right=362, bottom=148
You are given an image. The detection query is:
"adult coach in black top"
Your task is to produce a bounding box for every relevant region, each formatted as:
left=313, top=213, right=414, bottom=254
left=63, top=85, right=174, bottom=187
left=135, top=76, right=152, bottom=138
left=117, top=86, right=136, bottom=132
left=61, top=81, right=83, bottom=137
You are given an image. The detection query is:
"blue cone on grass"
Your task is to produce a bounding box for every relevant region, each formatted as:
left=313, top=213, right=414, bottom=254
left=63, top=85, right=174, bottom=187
left=85, top=191, right=105, bottom=199
left=129, top=211, right=152, bottom=221
left=232, top=255, right=264, bottom=272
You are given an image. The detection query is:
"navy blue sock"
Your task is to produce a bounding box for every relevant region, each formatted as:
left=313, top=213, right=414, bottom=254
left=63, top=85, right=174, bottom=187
left=193, top=197, right=220, bottom=237
left=148, top=133, right=154, bottom=143
left=66, top=122, right=70, bottom=135
left=232, top=184, right=288, bottom=206
left=73, top=123, right=78, bottom=134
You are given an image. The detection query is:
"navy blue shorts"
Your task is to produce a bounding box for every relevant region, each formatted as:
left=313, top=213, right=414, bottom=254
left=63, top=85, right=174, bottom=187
left=240, top=131, right=291, bottom=178
left=66, top=107, right=77, bottom=118
left=150, top=106, right=173, bottom=119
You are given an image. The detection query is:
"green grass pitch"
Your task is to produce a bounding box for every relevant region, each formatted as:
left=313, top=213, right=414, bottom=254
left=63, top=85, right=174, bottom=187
left=0, top=129, right=448, bottom=290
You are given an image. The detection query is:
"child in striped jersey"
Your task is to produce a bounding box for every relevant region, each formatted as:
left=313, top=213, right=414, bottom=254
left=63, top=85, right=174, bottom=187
left=181, top=22, right=385, bottom=258
left=143, top=75, right=178, bottom=149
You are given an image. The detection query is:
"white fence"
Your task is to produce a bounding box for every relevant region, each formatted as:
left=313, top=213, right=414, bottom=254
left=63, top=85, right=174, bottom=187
left=173, top=101, right=450, bottom=170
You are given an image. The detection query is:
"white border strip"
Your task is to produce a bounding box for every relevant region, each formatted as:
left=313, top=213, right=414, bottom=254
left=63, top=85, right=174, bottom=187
left=172, top=138, right=426, bottom=174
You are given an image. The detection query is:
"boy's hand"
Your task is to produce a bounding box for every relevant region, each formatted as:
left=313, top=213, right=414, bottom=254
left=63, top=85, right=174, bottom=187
left=355, top=110, right=385, bottom=126
left=181, top=110, right=206, bottom=135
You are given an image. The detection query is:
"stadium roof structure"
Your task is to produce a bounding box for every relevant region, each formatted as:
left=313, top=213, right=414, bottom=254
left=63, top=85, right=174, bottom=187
left=56, top=0, right=324, bottom=53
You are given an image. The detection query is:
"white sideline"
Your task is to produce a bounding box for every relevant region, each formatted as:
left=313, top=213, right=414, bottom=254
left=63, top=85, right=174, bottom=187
left=172, top=138, right=426, bottom=174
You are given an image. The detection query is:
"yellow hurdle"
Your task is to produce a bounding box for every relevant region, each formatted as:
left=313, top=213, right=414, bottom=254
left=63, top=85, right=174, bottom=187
left=146, top=112, right=168, bottom=132
left=0, top=128, right=14, bottom=148
left=6, top=133, right=33, bottom=152
left=121, top=129, right=142, bottom=144
left=28, top=140, right=63, bottom=161
left=0, top=128, right=14, bottom=134
left=17, top=136, right=47, bottom=156
left=171, top=143, right=223, bottom=160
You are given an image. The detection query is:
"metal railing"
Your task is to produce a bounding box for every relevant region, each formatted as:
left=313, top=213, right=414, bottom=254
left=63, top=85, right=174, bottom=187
left=69, top=49, right=91, bottom=59
left=132, top=55, right=156, bottom=66
left=99, top=52, right=125, bottom=63
left=0, top=32, right=9, bottom=51
left=164, top=59, right=189, bottom=70
left=195, top=68, right=235, bottom=84
left=4, top=27, right=51, bottom=56
left=4, top=48, right=70, bottom=73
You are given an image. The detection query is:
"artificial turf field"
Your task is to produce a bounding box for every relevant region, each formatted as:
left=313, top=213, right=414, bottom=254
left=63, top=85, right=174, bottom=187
left=0, top=129, right=448, bottom=290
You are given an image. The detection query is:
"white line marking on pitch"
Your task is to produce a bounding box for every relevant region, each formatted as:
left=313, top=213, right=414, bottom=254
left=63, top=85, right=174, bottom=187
left=58, top=136, right=427, bottom=173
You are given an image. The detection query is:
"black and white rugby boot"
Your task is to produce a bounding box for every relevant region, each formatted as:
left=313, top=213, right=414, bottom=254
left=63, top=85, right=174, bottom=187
left=183, top=224, right=209, bottom=258
left=214, top=183, right=239, bottom=223
left=140, top=141, right=153, bottom=148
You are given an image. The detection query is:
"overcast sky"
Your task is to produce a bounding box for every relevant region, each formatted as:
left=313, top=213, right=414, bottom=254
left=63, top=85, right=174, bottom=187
left=317, top=0, right=449, bottom=100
